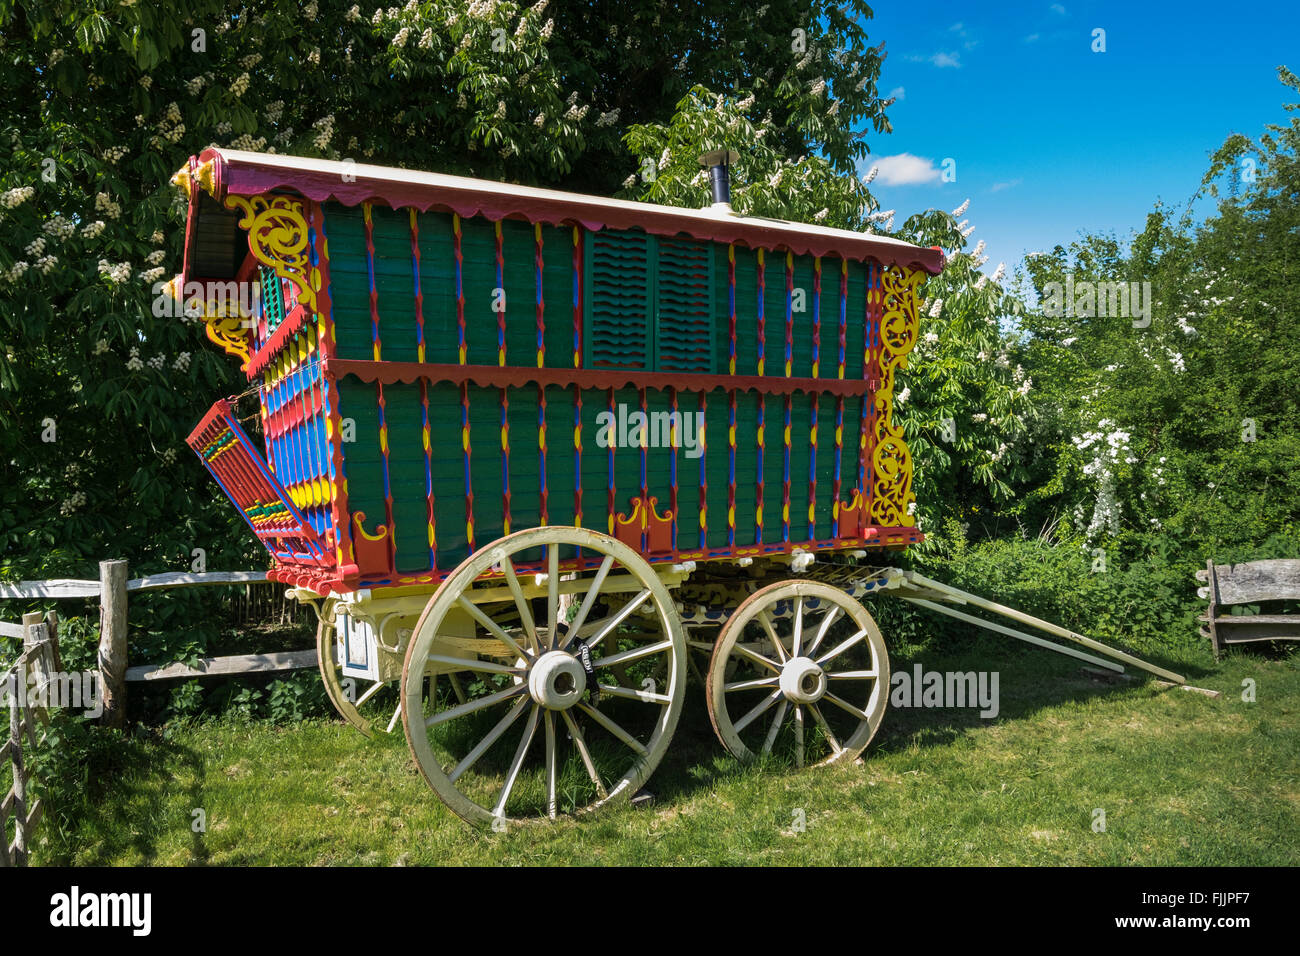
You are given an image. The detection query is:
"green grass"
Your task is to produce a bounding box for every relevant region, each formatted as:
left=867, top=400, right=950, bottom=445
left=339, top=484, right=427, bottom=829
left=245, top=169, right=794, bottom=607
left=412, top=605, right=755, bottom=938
left=28, top=639, right=1300, bottom=866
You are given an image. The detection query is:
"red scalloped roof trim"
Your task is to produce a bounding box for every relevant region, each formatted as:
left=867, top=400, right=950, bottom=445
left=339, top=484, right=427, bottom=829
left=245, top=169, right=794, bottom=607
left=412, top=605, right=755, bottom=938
left=198, top=149, right=945, bottom=275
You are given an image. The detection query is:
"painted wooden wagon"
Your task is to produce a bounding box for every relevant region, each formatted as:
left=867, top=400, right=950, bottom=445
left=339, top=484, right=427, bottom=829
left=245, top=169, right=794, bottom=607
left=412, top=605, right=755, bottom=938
left=170, top=147, right=946, bottom=826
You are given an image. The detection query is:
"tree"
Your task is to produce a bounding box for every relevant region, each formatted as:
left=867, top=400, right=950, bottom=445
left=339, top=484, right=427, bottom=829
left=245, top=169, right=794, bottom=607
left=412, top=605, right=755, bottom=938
left=0, top=0, right=1021, bottom=581
left=1013, top=67, right=1300, bottom=562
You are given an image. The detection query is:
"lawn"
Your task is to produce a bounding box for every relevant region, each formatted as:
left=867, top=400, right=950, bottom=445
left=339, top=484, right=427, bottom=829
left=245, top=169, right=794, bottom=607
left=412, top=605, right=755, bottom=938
left=28, top=633, right=1299, bottom=867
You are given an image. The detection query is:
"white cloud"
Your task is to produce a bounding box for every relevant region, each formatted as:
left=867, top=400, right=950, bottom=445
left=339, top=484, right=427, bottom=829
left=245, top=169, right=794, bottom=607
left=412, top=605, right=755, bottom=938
left=1050, top=3, right=1067, bottom=14
left=990, top=179, right=1023, bottom=192
left=907, top=51, right=962, bottom=69
left=887, top=86, right=905, bottom=102
left=869, top=153, right=943, bottom=186
left=1024, top=33, right=1040, bottom=42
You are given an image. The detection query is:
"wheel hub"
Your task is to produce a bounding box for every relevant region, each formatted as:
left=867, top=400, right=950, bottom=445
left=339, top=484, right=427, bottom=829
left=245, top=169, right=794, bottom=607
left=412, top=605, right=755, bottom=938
left=528, top=650, right=587, bottom=710
left=779, top=656, right=827, bottom=704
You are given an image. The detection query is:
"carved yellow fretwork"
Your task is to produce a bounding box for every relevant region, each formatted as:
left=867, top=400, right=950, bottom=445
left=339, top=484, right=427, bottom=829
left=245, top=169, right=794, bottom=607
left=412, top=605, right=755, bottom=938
left=870, top=264, right=925, bottom=528
left=195, top=300, right=252, bottom=370
left=223, top=193, right=319, bottom=314
left=169, top=158, right=216, bottom=197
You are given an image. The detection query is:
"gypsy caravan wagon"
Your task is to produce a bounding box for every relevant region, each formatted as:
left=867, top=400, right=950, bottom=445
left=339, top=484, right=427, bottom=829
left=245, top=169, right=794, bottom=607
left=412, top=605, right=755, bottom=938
left=169, top=147, right=945, bottom=825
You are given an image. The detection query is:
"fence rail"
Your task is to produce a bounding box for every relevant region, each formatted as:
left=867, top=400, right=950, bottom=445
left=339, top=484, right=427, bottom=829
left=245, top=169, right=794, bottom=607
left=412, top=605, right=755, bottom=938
left=0, top=569, right=270, bottom=600
left=0, top=562, right=315, bottom=728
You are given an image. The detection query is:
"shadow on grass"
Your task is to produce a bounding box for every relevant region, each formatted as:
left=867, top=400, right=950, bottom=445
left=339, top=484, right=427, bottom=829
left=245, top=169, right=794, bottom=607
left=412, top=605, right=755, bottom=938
left=623, top=632, right=1166, bottom=808
left=36, top=630, right=1221, bottom=850
left=33, top=718, right=210, bottom=867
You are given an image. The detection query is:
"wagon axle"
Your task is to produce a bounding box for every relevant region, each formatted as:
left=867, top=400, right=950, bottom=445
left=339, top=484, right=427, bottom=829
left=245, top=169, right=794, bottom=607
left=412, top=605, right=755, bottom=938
left=528, top=650, right=588, bottom=710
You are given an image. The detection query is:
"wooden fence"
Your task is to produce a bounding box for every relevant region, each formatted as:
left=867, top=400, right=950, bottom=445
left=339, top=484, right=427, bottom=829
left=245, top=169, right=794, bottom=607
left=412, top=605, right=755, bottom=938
left=1, top=613, right=58, bottom=866
left=0, top=562, right=317, bottom=729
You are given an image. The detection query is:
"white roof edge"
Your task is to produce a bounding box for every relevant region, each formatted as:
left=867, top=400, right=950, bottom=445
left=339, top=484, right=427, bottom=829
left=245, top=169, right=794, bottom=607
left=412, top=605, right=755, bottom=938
left=211, top=148, right=929, bottom=253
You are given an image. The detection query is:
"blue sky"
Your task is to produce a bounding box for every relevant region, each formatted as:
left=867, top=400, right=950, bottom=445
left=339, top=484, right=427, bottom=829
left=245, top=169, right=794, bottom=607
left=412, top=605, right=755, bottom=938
left=859, top=0, right=1299, bottom=274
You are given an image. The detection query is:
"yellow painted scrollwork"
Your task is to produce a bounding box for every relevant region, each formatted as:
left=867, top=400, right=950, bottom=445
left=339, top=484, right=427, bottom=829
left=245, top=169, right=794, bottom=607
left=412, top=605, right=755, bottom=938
left=223, top=193, right=318, bottom=314
left=870, top=264, right=925, bottom=528
left=194, top=300, right=252, bottom=369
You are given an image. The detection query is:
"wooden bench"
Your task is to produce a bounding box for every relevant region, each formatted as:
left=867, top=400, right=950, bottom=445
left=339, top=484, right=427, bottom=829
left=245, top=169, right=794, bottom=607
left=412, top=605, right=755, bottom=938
left=1196, top=559, right=1300, bottom=659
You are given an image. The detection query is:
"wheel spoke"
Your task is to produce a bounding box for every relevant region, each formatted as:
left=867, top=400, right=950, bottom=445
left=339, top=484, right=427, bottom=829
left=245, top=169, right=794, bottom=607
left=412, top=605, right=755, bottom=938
left=756, top=610, right=788, bottom=663
left=824, top=692, right=871, bottom=721
left=425, top=684, right=526, bottom=728
left=805, top=606, right=842, bottom=659
left=724, top=675, right=780, bottom=693
left=791, top=597, right=804, bottom=657
left=761, top=699, right=788, bottom=754
left=815, top=628, right=866, bottom=665
left=827, top=669, right=877, bottom=680
left=594, top=639, right=674, bottom=671
left=427, top=654, right=524, bottom=676
left=596, top=683, right=670, bottom=704
left=448, top=695, right=530, bottom=783
left=576, top=702, right=647, bottom=755
left=546, top=544, right=560, bottom=650
left=386, top=702, right=402, bottom=734
left=455, top=594, right=530, bottom=661
left=587, top=589, right=653, bottom=647
left=544, top=710, right=558, bottom=819
left=561, top=555, right=615, bottom=649
left=500, top=554, right=540, bottom=653
left=807, top=703, right=843, bottom=754
left=731, top=641, right=781, bottom=674
left=561, top=709, right=608, bottom=800
left=734, top=688, right=782, bottom=733
left=355, top=680, right=386, bottom=707
left=493, top=703, right=541, bottom=819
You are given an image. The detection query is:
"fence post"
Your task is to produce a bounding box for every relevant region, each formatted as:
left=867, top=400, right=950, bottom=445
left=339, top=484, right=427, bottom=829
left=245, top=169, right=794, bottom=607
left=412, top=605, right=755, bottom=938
left=98, top=559, right=128, bottom=729
left=43, top=610, right=62, bottom=674
left=9, top=692, right=25, bottom=865
left=21, top=613, right=49, bottom=727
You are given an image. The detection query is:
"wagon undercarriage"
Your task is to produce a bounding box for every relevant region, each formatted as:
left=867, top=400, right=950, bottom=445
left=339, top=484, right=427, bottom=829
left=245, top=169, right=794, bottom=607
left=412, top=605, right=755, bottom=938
left=293, top=527, right=1182, bottom=828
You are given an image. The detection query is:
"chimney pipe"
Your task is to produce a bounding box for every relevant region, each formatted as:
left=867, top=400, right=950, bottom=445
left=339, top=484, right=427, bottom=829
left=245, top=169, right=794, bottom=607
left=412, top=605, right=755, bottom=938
left=698, top=149, right=740, bottom=213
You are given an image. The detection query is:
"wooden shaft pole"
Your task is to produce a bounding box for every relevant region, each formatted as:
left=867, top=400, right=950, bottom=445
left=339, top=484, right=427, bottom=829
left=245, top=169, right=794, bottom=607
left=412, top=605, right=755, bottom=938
left=903, top=570, right=1185, bottom=684
left=903, top=598, right=1125, bottom=673
left=98, top=559, right=129, bottom=729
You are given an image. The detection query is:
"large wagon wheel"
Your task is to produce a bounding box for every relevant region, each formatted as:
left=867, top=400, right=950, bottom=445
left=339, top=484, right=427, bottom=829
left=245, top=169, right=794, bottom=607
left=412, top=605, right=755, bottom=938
left=706, top=580, right=889, bottom=768
left=402, top=527, right=687, bottom=827
left=317, top=600, right=390, bottom=737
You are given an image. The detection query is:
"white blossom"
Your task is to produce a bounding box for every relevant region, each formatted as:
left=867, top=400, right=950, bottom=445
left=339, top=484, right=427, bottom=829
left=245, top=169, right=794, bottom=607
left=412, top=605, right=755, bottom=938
left=0, top=186, right=35, bottom=209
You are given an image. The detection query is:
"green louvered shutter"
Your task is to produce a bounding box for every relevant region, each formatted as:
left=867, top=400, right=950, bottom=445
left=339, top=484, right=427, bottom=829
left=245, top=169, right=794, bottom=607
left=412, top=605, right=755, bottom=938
left=586, top=229, right=652, bottom=370
left=260, top=265, right=286, bottom=333
left=655, top=237, right=714, bottom=373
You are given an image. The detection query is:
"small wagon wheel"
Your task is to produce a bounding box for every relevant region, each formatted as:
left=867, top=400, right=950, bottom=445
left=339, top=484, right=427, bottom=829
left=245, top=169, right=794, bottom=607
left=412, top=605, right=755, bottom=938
left=706, top=579, right=889, bottom=769
left=317, top=600, right=392, bottom=737
left=402, top=527, right=687, bottom=827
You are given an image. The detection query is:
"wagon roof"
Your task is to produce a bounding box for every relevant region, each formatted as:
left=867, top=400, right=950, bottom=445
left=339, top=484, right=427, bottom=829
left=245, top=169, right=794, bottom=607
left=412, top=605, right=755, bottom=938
left=186, top=148, right=945, bottom=274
